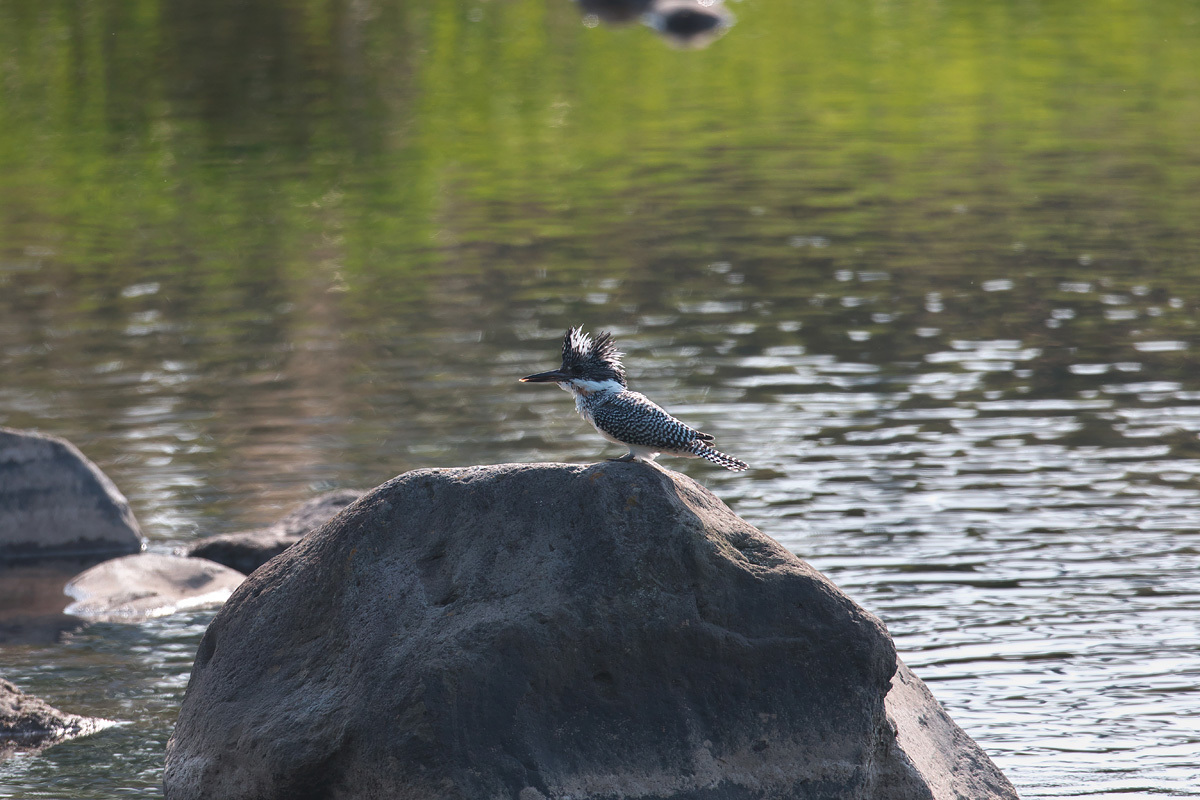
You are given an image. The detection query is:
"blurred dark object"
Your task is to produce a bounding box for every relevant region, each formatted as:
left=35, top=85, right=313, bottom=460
left=576, top=0, right=734, bottom=48
left=646, top=0, right=734, bottom=47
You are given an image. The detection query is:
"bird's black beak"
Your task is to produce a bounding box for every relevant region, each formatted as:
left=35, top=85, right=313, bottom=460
left=520, top=369, right=569, bottom=383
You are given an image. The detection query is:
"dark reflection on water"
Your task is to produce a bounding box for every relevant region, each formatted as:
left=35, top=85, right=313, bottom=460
left=3, top=0, right=1200, bottom=796
left=0, top=559, right=107, bottom=646
left=577, top=0, right=734, bottom=48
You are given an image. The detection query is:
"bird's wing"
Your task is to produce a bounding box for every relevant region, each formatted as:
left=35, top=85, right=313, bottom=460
left=591, top=392, right=711, bottom=449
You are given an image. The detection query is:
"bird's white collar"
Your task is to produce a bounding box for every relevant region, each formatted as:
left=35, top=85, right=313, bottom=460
left=561, top=378, right=625, bottom=397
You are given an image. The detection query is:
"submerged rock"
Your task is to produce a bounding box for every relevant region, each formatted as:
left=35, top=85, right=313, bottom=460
left=0, top=427, right=144, bottom=561
left=164, top=462, right=1017, bottom=800
left=0, top=678, right=115, bottom=754
left=64, top=553, right=245, bottom=622
left=184, top=490, right=364, bottom=574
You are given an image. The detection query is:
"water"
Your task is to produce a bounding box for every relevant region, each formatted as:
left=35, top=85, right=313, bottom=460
left=3, top=0, right=1200, bottom=796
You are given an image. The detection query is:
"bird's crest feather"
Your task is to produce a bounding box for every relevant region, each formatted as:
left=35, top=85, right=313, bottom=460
left=561, top=326, right=626, bottom=386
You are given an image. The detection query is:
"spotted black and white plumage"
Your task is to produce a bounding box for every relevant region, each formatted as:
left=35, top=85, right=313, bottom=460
left=520, top=327, right=749, bottom=472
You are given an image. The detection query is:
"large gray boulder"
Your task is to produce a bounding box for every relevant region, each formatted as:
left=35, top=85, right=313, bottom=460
left=164, top=462, right=1017, bottom=800
left=183, top=490, right=365, bottom=574
left=0, top=427, right=143, bottom=561
left=0, top=677, right=115, bottom=754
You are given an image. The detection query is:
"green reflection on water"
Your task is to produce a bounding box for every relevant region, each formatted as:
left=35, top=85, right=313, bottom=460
left=3, top=2, right=1200, bottom=797
left=1, top=0, right=1198, bottom=489
left=2, top=0, right=1198, bottom=280
left=2, top=0, right=1198, bottom=436
left=2, top=0, right=1199, bottom=509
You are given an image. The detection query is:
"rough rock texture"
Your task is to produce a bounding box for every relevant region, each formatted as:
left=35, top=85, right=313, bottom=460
left=882, top=661, right=1019, bottom=798
left=164, top=462, right=1018, bottom=800
left=0, top=678, right=114, bottom=754
left=184, top=490, right=365, bottom=574
left=64, top=553, right=246, bottom=622
left=0, top=427, right=143, bottom=561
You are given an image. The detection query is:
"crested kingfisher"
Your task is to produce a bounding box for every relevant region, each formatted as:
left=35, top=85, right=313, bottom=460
left=520, top=327, right=749, bottom=472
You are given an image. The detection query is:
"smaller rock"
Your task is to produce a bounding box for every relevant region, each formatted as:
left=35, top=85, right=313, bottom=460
left=0, top=427, right=144, bottom=561
left=64, top=554, right=245, bottom=622
left=0, top=677, right=115, bottom=754
left=183, top=490, right=364, bottom=574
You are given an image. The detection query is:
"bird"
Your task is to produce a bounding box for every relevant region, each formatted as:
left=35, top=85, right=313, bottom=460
left=520, top=327, right=749, bottom=472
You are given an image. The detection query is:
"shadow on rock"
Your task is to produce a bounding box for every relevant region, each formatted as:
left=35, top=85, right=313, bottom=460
left=165, top=462, right=1017, bottom=800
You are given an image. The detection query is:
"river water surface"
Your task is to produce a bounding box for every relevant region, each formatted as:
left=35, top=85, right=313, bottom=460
left=2, top=0, right=1200, bottom=797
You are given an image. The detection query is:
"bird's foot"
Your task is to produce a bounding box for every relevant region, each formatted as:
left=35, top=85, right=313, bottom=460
left=606, top=453, right=637, bottom=462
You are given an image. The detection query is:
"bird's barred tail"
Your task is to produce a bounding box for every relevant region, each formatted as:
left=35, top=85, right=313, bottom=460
left=690, top=442, right=749, bottom=472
